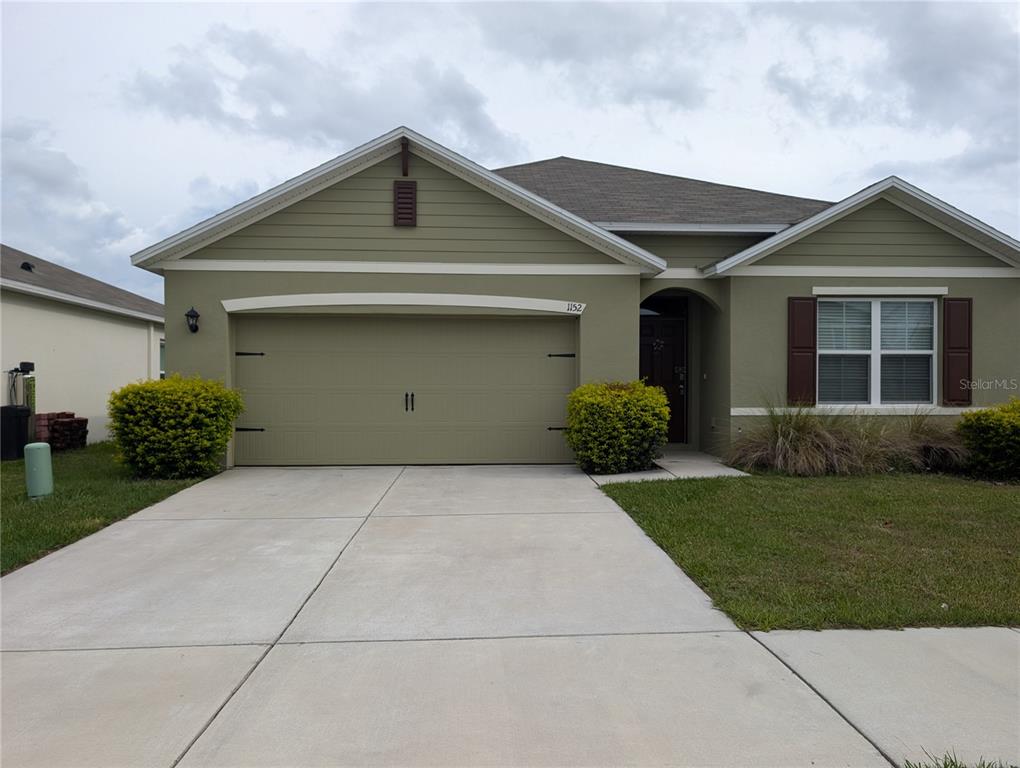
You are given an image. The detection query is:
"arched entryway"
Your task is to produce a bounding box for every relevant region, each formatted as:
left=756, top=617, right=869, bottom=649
left=640, top=292, right=690, bottom=443
left=640, top=288, right=724, bottom=451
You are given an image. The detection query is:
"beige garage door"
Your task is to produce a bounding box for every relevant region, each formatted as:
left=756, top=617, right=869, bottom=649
left=232, top=314, right=578, bottom=465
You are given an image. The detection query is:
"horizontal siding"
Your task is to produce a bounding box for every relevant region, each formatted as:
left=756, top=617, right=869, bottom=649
left=187, top=154, right=617, bottom=265
left=761, top=199, right=1005, bottom=268
left=624, top=235, right=765, bottom=268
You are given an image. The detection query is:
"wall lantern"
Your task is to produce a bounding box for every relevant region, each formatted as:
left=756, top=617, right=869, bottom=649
left=185, top=307, right=200, bottom=334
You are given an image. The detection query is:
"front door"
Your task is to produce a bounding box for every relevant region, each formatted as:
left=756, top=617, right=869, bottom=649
left=639, top=315, right=688, bottom=443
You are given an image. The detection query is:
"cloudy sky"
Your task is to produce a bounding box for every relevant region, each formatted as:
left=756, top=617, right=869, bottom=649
left=2, top=2, right=1017, bottom=301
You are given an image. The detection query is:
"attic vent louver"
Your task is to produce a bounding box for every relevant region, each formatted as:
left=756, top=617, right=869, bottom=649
left=20, top=261, right=34, bottom=272
left=393, top=180, right=417, bottom=227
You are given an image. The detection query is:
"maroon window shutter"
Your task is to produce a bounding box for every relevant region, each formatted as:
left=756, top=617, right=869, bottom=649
left=393, top=180, right=417, bottom=227
left=942, top=298, right=972, bottom=405
left=788, top=297, right=817, bottom=405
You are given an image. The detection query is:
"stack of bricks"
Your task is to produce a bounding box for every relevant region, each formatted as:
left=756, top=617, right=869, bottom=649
left=34, top=412, right=88, bottom=451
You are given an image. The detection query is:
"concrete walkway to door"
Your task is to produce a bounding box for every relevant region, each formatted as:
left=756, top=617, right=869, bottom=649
left=4, top=464, right=901, bottom=767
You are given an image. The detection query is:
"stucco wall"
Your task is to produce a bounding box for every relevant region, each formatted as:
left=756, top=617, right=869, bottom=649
left=726, top=276, right=1020, bottom=448
left=729, top=276, right=1020, bottom=409
left=164, top=271, right=640, bottom=390
left=1, top=290, right=164, bottom=441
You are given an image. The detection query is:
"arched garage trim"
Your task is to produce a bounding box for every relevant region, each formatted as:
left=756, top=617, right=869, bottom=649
left=221, top=292, right=586, bottom=315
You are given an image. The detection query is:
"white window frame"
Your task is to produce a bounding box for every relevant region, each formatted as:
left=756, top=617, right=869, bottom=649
left=817, top=297, right=937, bottom=408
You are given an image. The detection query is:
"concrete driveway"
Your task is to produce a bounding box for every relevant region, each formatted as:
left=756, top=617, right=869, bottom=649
left=2, top=465, right=1006, bottom=767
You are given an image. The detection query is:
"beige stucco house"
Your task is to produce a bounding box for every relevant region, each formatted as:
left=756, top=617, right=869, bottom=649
left=1, top=245, right=165, bottom=441
left=132, top=127, right=1020, bottom=466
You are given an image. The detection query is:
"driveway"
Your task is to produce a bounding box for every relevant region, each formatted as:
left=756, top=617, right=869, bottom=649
left=1, top=465, right=1002, bottom=767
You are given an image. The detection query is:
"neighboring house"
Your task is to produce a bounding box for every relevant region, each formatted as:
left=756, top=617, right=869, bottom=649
left=1, top=245, right=165, bottom=441
left=131, top=127, right=1019, bottom=465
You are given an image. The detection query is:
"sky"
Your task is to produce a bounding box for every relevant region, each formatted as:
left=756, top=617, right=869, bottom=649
left=2, top=1, right=1018, bottom=302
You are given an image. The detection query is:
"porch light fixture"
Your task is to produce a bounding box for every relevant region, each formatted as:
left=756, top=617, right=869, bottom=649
left=185, top=307, right=200, bottom=334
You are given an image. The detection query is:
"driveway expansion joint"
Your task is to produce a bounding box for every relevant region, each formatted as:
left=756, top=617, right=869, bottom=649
left=168, top=465, right=408, bottom=768
left=275, top=628, right=746, bottom=646
left=746, top=631, right=899, bottom=768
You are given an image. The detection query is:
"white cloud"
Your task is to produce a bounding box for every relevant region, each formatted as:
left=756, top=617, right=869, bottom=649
left=1, top=0, right=1016, bottom=306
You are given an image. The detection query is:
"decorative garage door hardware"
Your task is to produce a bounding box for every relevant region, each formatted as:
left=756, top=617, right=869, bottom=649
left=235, top=427, right=265, bottom=432
left=547, top=353, right=576, bottom=358
left=234, top=351, right=265, bottom=356
left=404, top=392, right=416, bottom=412
left=547, top=426, right=567, bottom=431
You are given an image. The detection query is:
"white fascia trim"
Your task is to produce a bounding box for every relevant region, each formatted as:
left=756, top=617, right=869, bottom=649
left=163, top=260, right=642, bottom=276
left=723, top=266, right=1020, bottom=278
left=883, top=180, right=1020, bottom=267
left=1, top=279, right=165, bottom=324
left=731, top=406, right=982, bottom=417
left=651, top=268, right=705, bottom=279
left=221, top=292, right=587, bottom=315
left=131, top=126, right=666, bottom=275
left=593, top=222, right=787, bottom=234
left=812, top=286, right=949, bottom=296
left=705, top=177, right=1020, bottom=276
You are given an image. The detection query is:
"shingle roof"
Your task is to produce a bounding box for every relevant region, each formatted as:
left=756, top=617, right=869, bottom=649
left=1, top=244, right=164, bottom=319
left=493, top=157, right=833, bottom=227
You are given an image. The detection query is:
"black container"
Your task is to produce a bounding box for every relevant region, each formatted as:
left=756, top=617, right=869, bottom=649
left=1, top=405, right=31, bottom=460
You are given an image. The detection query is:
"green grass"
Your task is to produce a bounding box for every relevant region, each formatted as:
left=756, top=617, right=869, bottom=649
left=905, top=752, right=1018, bottom=768
left=1, top=442, right=197, bottom=575
left=603, top=474, right=1020, bottom=630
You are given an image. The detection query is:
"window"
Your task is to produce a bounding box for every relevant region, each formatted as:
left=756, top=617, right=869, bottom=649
left=159, top=339, right=166, bottom=379
left=817, top=299, right=935, bottom=406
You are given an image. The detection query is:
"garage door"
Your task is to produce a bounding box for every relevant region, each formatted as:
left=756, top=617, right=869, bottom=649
left=232, top=315, right=578, bottom=465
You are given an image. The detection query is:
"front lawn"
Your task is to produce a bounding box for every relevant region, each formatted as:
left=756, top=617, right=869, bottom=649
left=603, top=474, right=1020, bottom=630
left=1, top=442, right=197, bottom=574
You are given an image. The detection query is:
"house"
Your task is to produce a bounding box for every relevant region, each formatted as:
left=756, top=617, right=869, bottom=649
left=1, top=245, right=165, bottom=441
left=131, top=127, right=1020, bottom=466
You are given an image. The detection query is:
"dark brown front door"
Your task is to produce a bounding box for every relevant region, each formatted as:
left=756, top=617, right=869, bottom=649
left=640, top=315, right=688, bottom=443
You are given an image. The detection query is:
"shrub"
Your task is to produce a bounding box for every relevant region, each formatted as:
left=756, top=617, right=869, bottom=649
left=728, top=406, right=968, bottom=477
left=957, top=399, right=1020, bottom=480
left=108, top=375, right=244, bottom=479
left=565, top=381, right=669, bottom=474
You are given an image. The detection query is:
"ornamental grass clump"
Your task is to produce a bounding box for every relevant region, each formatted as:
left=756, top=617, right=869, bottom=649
left=566, top=381, right=670, bottom=474
left=108, top=375, right=243, bottom=479
left=729, top=405, right=967, bottom=477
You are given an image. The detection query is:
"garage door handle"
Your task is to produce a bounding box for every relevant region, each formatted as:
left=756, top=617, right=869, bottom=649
left=410, top=392, right=415, bottom=412
left=405, top=392, right=409, bottom=412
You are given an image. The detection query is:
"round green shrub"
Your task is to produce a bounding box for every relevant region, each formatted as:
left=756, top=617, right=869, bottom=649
left=565, top=381, right=670, bottom=474
left=108, top=375, right=244, bottom=479
left=957, top=398, right=1020, bottom=481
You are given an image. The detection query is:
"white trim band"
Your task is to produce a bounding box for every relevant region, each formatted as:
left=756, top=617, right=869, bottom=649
left=730, top=406, right=983, bottom=416
left=724, top=266, right=1020, bottom=278
left=164, top=260, right=641, bottom=276
left=812, top=286, right=949, bottom=296
left=1, top=279, right=165, bottom=324
left=221, top=292, right=587, bottom=315
left=594, top=222, right=787, bottom=234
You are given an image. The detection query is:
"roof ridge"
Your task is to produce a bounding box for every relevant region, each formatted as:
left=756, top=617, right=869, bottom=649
left=494, top=156, right=833, bottom=205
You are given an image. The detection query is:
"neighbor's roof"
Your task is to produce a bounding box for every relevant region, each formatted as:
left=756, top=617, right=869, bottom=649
left=494, top=157, right=833, bottom=230
left=1, top=244, right=164, bottom=322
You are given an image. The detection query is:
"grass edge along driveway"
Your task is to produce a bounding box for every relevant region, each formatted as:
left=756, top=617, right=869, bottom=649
left=603, top=473, right=1020, bottom=631
left=1, top=442, right=196, bottom=575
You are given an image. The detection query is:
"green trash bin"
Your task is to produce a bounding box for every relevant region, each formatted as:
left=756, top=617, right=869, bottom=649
left=24, top=442, right=53, bottom=499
